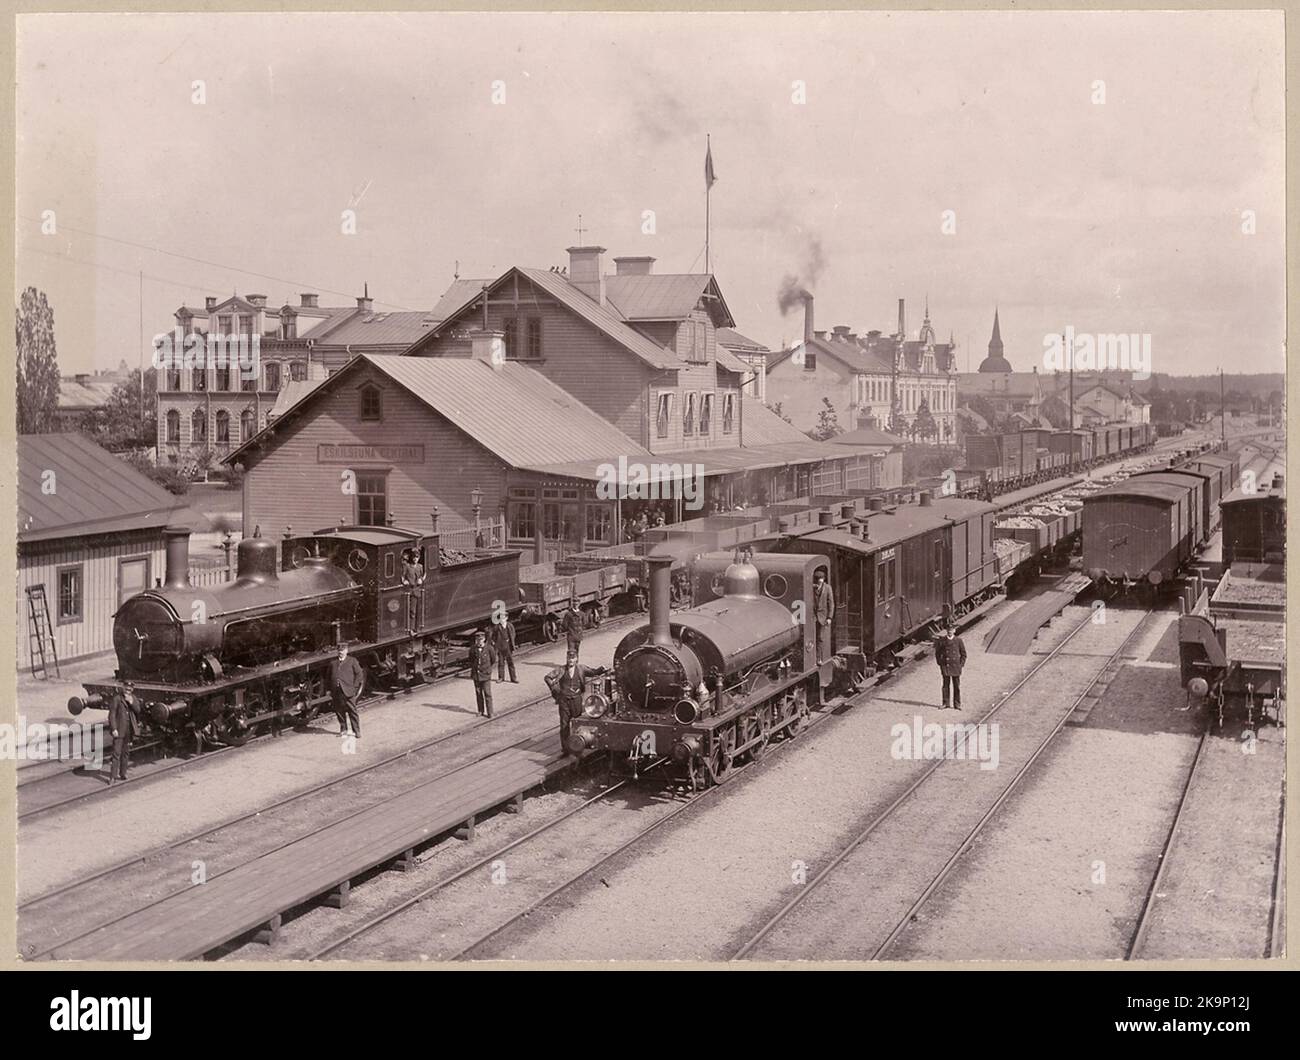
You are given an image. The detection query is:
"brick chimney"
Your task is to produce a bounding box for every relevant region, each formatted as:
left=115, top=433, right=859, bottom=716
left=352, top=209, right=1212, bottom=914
left=567, top=246, right=606, bottom=305
left=205, top=296, right=216, bottom=312
left=897, top=298, right=906, bottom=339
left=469, top=328, right=506, bottom=370
left=832, top=325, right=851, bottom=340
left=300, top=293, right=319, bottom=308
left=356, top=293, right=373, bottom=312
left=803, top=292, right=815, bottom=344
left=247, top=293, right=267, bottom=307
left=613, top=256, right=655, bottom=276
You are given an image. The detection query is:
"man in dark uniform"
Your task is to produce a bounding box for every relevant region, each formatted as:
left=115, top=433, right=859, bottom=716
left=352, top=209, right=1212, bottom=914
left=492, top=613, right=518, bottom=683
left=545, top=650, right=602, bottom=755
left=331, top=643, right=365, bottom=738
left=468, top=630, right=496, bottom=717
left=107, top=682, right=139, bottom=785
left=401, top=548, right=426, bottom=632
left=935, top=624, right=968, bottom=710
left=812, top=569, right=835, bottom=664
left=560, top=599, right=584, bottom=660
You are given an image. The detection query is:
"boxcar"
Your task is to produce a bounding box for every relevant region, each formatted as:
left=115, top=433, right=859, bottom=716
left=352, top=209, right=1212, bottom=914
left=1221, top=479, right=1286, bottom=565
left=1131, top=469, right=1209, bottom=546
left=1082, top=478, right=1194, bottom=585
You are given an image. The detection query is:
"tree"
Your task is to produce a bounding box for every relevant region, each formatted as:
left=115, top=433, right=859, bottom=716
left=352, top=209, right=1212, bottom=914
left=770, top=401, right=793, bottom=425
left=85, top=368, right=157, bottom=451
left=16, top=286, right=60, bottom=434
left=887, top=399, right=908, bottom=439
left=964, top=394, right=999, bottom=433
left=808, top=397, right=842, bottom=441
left=910, top=399, right=938, bottom=443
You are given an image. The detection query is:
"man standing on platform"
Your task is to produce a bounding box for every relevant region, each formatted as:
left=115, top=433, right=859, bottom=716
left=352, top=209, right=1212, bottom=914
left=493, top=612, right=518, bottom=683
left=332, top=643, right=365, bottom=739
left=812, top=569, right=835, bottom=664
left=107, top=682, right=140, bottom=785
left=935, top=624, right=967, bottom=710
left=545, top=650, right=602, bottom=755
left=468, top=629, right=497, bottom=717
left=561, top=599, right=584, bottom=660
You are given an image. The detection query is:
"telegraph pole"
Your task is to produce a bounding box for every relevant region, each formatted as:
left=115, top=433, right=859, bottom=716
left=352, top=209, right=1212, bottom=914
left=1067, top=332, right=1075, bottom=471
left=138, top=270, right=145, bottom=428
left=1220, top=367, right=1226, bottom=445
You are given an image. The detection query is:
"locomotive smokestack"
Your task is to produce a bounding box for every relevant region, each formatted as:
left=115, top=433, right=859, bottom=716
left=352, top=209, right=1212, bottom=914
left=163, top=527, right=191, bottom=589
left=647, top=554, right=673, bottom=648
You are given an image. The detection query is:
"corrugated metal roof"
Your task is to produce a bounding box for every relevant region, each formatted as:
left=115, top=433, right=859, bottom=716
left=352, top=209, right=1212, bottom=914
left=270, top=378, right=328, bottom=418
left=714, top=345, right=750, bottom=375
left=605, top=274, right=710, bottom=321
left=717, top=327, right=770, bottom=353
left=832, top=426, right=907, bottom=448
left=519, top=439, right=849, bottom=483
left=17, top=433, right=199, bottom=542
left=310, top=310, right=438, bottom=347
left=1090, top=480, right=1187, bottom=503
left=742, top=399, right=813, bottom=446
left=796, top=497, right=996, bottom=552
left=427, top=278, right=494, bottom=324
left=230, top=354, right=650, bottom=472
left=58, top=381, right=115, bottom=409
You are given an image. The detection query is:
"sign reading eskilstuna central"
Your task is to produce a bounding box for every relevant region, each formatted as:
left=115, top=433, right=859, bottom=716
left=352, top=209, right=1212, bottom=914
left=318, top=444, right=425, bottom=463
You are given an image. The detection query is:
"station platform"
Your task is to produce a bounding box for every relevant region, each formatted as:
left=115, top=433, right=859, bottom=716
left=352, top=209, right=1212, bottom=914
left=45, top=730, right=579, bottom=960
left=983, top=573, right=1092, bottom=655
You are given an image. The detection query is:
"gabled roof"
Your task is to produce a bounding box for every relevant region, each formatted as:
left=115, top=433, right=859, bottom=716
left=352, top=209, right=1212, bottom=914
left=269, top=378, right=328, bottom=419
left=428, top=278, right=494, bottom=322
left=1128, top=390, right=1151, bottom=405
left=956, top=406, right=990, bottom=431
left=714, top=344, right=751, bottom=375
left=227, top=354, right=650, bottom=471
left=768, top=333, right=894, bottom=375
left=405, top=267, right=686, bottom=371
left=309, top=310, right=439, bottom=347
left=717, top=327, right=770, bottom=354
left=605, top=273, right=734, bottom=328
left=742, top=398, right=812, bottom=445
left=832, top=426, right=907, bottom=448
left=18, top=432, right=201, bottom=543
left=58, top=380, right=116, bottom=410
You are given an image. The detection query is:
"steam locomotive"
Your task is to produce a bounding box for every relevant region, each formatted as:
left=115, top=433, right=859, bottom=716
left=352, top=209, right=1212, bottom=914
left=69, top=523, right=524, bottom=750
left=567, top=551, right=830, bottom=789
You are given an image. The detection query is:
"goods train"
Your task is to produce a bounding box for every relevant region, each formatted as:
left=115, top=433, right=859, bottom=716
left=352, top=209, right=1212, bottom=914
left=960, top=422, right=1155, bottom=497
left=1178, top=476, right=1285, bottom=729
left=68, top=521, right=626, bottom=750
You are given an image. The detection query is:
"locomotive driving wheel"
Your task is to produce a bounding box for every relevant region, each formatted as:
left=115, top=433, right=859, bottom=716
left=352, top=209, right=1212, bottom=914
left=219, top=712, right=254, bottom=747
left=740, top=710, right=769, bottom=763
left=784, top=687, right=810, bottom=737
left=706, top=726, right=735, bottom=785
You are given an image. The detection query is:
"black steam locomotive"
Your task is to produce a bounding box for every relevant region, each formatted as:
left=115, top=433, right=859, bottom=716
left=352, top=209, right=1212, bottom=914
left=69, top=523, right=522, bottom=750
left=567, top=551, right=830, bottom=789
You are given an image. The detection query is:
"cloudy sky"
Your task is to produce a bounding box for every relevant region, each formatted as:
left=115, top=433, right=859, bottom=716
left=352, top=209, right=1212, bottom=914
left=17, top=10, right=1284, bottom=378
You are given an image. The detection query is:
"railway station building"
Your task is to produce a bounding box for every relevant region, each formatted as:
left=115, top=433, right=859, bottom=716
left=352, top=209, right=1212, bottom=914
left=17, top=433, right=206, bottom=671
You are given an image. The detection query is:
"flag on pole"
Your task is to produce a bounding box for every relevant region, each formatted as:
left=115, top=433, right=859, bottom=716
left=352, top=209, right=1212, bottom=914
left=705, top=138, right=716, bottom=189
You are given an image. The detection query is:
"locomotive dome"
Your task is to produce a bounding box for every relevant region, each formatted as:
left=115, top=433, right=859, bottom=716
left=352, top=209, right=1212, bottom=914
left=722, top=553, right=760, bottom=597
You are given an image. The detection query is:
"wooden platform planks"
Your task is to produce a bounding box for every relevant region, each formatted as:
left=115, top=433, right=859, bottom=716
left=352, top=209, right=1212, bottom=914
left=984, top=574, right=1091, bottom=655
left=51, top=738, right=569, bottom=960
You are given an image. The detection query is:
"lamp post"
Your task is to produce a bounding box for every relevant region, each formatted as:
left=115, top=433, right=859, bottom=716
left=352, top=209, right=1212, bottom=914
left=471, top=487, right=484, bottom=547
left=220, top=530, right=236, bottom=582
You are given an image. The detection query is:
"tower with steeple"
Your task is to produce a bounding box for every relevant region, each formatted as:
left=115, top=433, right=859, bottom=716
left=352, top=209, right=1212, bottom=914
left=978, top=308, right=1012, bottom=373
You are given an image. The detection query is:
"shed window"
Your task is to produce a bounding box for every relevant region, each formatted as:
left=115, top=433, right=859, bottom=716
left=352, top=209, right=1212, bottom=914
left=57, top=566, right=83, bottom=624
left=119, top=557, right=150, bottom=607
left=359, top=384, right=382, bottom=421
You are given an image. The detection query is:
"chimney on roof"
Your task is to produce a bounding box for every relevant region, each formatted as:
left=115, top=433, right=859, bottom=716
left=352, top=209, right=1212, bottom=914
left=205, top=296, right=216, bottom=312
left=567, top=246, right=607, bottom=305
left=832, top=325, right=850, bottom=340
left=814, top=330, right=827, bottom=341
left=300, top=293, right=319, bottom=308
left=897, top=298, right=906, bottom=339
left=356, top=283, right=373, bottom=313
left=469, top=328, right=506, bottom=371
left=803, top=292, right=815, bottom=344
left=247, top=293, right=267, bottom=308
left=613, top=256, right=655, bottom=276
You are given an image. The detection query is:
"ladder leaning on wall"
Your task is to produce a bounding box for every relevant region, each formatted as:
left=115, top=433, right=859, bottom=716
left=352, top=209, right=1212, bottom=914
left=25, top=584, right=61, bottom=679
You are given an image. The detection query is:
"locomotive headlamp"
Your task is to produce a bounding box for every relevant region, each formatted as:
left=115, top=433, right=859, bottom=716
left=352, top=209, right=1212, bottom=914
left=673, top=697, right=699, bottom=725
left=1148, top=570, right=1163, bottom=585
left=582, top=692, right=609, bottom=718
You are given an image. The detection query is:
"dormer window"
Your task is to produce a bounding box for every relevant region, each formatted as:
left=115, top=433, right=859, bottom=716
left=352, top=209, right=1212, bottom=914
left=360, top=383, right=382, bottom=421
left=282, top=317, right=297, bottom=340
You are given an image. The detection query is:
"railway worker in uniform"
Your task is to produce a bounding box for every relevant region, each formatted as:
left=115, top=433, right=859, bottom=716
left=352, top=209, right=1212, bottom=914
left=107, top=682, right=140, bottom=786
left=492, top=612, right=518, bottom=683
left=545, top=650, right=603, bottom=755
left=401, top=548, right=426, bottom=631
left=468, top=629, right=497, bottom=717
left=812, top=569, right=835, bottom=664
left=561, top=599, right=584, bottom=660
left=935, top=624, right=967, bottom=711
left=332, top=643, right=365, bottom=739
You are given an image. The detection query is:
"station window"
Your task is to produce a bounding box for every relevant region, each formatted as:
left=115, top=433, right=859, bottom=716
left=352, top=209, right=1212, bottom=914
left=700, top=394, right=713, bottom=436
left=57, top=565, right=83, bottom=624
left=683, top=393, right=697, bottom=435
left=359, top=384, right=382, bottom=421
left=502, top=318, right=518, bottom=359
left=656, top=393, right=673, bottom=438
left=585, top=504, right=611, bottom=544
left=509, top=499, right=537, bottom=540
left=722, top=393, right=735, bottom=434
left=356, top=472, right=388, bottom=526
left=526, top=318, right=542, bottom=360
left=542, top=501, right=562, bottom=540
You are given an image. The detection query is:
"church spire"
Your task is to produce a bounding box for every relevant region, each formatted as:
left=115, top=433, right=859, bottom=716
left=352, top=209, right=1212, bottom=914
left=990, top=307, right=1003, bottom=354
left=978, top=306, right=1012, bottom=373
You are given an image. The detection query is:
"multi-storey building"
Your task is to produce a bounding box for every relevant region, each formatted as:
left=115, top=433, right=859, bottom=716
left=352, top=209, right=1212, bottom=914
left=156, top=290, right=435, bottom=469
left=765, top=295, right=959, bottom=440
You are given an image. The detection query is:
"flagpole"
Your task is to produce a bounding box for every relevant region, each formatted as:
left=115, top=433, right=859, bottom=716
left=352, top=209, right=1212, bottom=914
left=705, top=134, right=711, bottom=275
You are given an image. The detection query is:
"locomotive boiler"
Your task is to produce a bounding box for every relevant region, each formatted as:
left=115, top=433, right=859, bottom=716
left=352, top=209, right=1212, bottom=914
left=569, top=549, right=830, bottom=789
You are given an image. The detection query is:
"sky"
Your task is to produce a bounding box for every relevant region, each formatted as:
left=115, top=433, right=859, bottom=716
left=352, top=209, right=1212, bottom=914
left=16, top=10, right=1285, bottom=379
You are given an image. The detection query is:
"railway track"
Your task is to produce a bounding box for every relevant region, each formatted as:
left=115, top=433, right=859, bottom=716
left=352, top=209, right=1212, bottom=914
left=296, top=591, right=1018, bottom=962
left=730, top=604, right=1155, bottom=961
left=18, top=692, right=562, bottom=960
left=17, top=612, right=643, bottom=823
